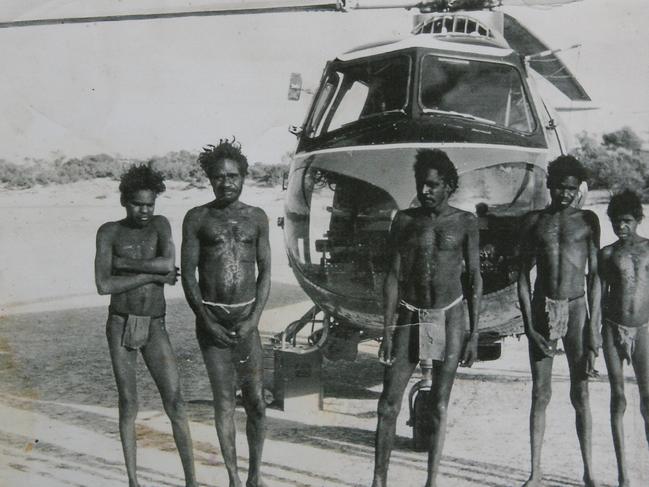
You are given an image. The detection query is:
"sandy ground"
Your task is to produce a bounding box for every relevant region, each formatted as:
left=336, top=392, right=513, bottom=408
left=0, top=180, right=648, bottom=487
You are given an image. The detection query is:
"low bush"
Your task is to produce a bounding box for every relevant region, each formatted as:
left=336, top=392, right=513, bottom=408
left=248, top=163, right=289, bottom=187
left=573, top=128, right=649, bottom=200
left=0, top=152, right=291, bottom=189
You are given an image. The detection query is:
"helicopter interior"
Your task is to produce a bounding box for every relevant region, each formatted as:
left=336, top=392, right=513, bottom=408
left=285, top=159, right=547, bottom=305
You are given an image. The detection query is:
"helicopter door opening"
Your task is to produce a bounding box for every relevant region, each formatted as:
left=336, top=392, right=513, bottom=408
left=284, top=164, right=398, bottom=300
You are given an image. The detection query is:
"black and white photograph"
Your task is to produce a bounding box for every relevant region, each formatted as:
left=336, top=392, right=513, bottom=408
left=1, top=1, right=648, bottom=486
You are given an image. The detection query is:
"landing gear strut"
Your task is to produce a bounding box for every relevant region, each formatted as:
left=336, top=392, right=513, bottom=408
left=407, top=359, right=434, bottom=451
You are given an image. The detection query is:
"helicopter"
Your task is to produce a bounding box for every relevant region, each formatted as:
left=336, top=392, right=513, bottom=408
left=1, top=0, right=593, bottom=422
left=276, top=0, right=592, bottom=365
left=1, top=0, right=591, bottom=350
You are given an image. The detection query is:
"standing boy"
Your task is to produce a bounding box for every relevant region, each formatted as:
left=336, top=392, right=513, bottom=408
left=371, top=149, right=482, bottom=487
left=599, top=189, right=649, bottom=487
left=182, top=139, right=270, bottom=487
left=517, top=155, right=601, bottom=487
left=95, top=164, right=197, bottom=487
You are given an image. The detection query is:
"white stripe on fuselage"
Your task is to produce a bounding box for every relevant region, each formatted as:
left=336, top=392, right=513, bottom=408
left=295, top=142, right=547, bottom=160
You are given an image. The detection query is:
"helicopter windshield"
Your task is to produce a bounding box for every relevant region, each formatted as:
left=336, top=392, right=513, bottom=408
left=306, top=55, right=411, bottom=138
left=419, top=55, right=535, bottom=133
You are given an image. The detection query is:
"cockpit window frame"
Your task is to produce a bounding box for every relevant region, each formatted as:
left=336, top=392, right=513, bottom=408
left=303, top=53, right=413, bottom=139
left=417, top=53, right=538, bottom=135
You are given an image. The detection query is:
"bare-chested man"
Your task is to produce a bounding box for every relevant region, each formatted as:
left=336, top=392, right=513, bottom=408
left=94, top=164, right=197, bottom=487
left=518, top=155, right=601, bottom=487
left=371, top=149, right=482, bottom=487
left=599, top=189, right=649, bottom=487
left=181, top=139, right=270, bottom=487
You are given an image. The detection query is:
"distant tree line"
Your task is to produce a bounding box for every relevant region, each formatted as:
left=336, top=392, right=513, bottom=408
left=2, top=130, right=648, bottom=196
left=0, top=150, right=293, bottom=189
left=572, top=127, right=649, bottom=199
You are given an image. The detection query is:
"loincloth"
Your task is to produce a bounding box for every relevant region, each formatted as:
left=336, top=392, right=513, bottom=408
left=400, top=296, right=463, bottom=362
left=603, top=317, right=648, bottom=364
left=533, top=293, right=584, bottom=341
left=202, top=297, right=255, bottom=325
left=108, top=312, right=164, bottom=350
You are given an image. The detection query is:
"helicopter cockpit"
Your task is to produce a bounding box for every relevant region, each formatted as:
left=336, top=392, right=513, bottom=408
left=419, top=55, right=535, bottom=132
left=305, top=54, right=411, bottom=138
left=304, top=50, right=536, bottom=141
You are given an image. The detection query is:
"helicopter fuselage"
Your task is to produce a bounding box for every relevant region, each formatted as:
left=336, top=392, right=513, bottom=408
left=284, top=33, right=568, bottom=343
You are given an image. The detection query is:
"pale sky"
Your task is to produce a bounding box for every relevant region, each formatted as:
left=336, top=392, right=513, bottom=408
left=0, top=0, right=647, bottom=163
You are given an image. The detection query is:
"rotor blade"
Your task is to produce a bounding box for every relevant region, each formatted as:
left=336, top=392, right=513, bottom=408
left=0, top=0, right=344, bottom=29
left=0, top=0, right=586, bottom=29
left=503, top=13, right=590, bottom=101
left=500, top=0, right=583, bottom=5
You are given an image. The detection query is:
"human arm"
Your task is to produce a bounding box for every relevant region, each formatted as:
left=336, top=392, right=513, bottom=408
left=112, top=216, right=177, bottom=281
left=233, top=209, right=272, bottom=339
left=180, top=209, right=237, bottom=347
left=94, top=223, right=168, bottom=295
left=517, top=213, right=552, bottom=356
left=598, top=247, right=611, bottom=319
left=461, top=213, right=483, bottom=367
left=112, top=217, right=176, bottom=275
left=585, top=211, right=602, bottom=374
left=379, top=212, right=402, bottom=366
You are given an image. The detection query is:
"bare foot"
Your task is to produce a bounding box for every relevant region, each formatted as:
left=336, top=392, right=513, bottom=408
left=522, top=477, right=544, bottom=487
left=584, top=477, right=600, bottom=487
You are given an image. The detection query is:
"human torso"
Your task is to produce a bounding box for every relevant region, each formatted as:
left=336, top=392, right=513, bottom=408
left=110, top=218, right=165, bottom=316
left=397, top=207, right=467, bottom=308
left=603, top=239, right=649, bottom=327
left=531, top=208, right=592, bottom=300
left=195, top=202, right=259, bottom=304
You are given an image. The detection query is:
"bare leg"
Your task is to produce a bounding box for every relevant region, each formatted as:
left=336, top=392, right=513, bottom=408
left=424, top=304, right=464, bottom=487
left=602, top=324, right=629, bottom=487
left=631, top=326, right=649, bottom=459
left=523, top=332, right=555, bottom=487
left=106, top=316, right=140, bottom=487
left=143, top=319, right=197, bottom=487
left=235, top=330, right=266, bottom=487
left=199, top=330, right=242, bottom=487
left=563, top=300, right=598, bottom=487
left=371, top=321, right=417, bottom=487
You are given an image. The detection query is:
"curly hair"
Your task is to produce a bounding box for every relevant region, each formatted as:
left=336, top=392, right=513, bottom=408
left=413, top=149, right=459, bottom=194
left=198, top=137, right=248, bottom=176
left=607, top=189, right=644, bottom=221
left=547, top=155, right=588, bottom=187
left=119, top=163, right=166, bottom=200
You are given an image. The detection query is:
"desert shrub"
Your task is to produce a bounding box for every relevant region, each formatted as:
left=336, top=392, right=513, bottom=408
left=148, top=151, right=203, bottom=183
left=0, top=150, right=291, bottom=188
left=55, top=154, right=126, bottom=182
left=602, top=126, right=644, bottom=152
left=573, top=129, right=649, bottom=199
left=0, top=160, right=38, bottom=188
left=248, top=163, right=289, bottom=186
